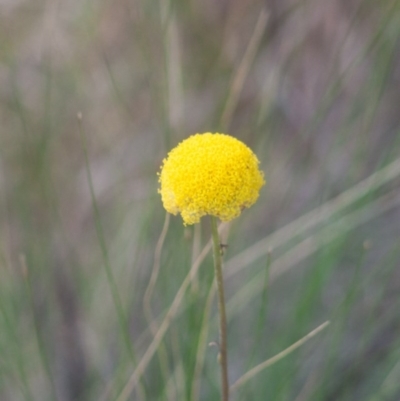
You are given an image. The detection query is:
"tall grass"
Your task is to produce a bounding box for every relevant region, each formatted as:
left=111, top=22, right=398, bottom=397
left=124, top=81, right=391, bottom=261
left=1, top=0, right=400, bottom=400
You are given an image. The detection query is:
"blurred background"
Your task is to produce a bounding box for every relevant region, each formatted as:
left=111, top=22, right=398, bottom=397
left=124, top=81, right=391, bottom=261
left=1, top=0, right=400, bottom=400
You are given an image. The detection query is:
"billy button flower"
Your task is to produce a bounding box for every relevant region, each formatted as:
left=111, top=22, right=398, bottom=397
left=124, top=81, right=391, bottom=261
left=158, top=132, right=265, bottom=225
left=158, top=132, right=264, bottom=401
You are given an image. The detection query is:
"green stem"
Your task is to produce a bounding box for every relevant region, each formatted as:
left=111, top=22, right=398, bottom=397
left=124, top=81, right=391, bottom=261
left=210, top=216, right=229, bottom=401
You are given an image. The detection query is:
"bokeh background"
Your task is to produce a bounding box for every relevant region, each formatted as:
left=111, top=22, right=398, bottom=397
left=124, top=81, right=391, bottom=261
left=1, top=0, right=400, bottom=400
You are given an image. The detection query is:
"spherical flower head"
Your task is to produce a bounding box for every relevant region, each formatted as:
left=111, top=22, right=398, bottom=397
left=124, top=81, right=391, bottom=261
left=158, top=133, right=265, bottom=225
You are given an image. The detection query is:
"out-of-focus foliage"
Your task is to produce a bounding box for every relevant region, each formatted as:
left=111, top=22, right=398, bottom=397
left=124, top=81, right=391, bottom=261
left=1, top=0, right=400, bottom=400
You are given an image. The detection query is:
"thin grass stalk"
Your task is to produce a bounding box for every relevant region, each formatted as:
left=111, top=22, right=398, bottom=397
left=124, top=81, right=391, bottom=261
left=210, top=216, right=229, bottom=401
left=191, top=223, right=202, bottom=294
left=226, top=188, right=400, bottom=319
left=238, top=251, right=271, bottom=399
left=226, top=156, right=400, bottom=277
left=0, top=267, right=33, bottom=401
left=220, top=8, right=269, bottom=130
left=230, top=321, right=330, bottom=392
left=78, top=115, right=135, bottom=357
left=191, top=278, right=216, bottom=401
left=20, top=255, right=59, bottom=401
left=78, top=115, right=146, bottom=400
left=116, top=223, right=229, bottom=401
left=143, top=213, right=173, bottom=401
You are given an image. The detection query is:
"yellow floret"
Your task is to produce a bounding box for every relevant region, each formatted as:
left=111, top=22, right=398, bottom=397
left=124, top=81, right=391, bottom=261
left=158, top=133, right=265, bottom=225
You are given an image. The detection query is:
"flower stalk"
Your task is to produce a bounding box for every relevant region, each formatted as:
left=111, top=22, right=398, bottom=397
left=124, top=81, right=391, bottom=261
left=210, top=216, right=229, bottom=401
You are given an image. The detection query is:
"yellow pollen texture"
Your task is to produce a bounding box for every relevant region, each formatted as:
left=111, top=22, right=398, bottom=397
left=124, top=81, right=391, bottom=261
left=158, top=133, right=265, bottom=225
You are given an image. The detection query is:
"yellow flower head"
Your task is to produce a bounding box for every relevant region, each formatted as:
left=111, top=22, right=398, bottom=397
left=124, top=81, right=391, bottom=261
left=158, top=133, right=265, bottom=225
